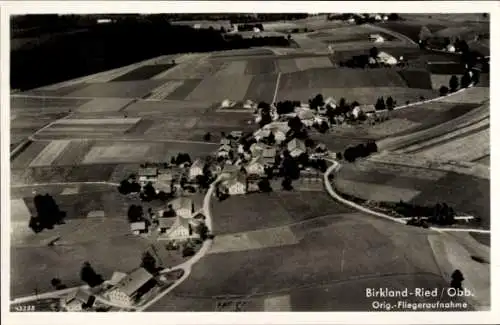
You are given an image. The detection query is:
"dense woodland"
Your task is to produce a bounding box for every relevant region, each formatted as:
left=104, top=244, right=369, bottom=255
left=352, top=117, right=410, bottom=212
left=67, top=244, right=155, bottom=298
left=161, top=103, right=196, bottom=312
left=11, top=16, right=290, bottom=90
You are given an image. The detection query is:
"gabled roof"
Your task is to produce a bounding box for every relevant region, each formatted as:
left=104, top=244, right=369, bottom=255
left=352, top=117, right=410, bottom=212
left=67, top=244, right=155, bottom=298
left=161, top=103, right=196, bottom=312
left=66, top=289, right=92, bottom=304
left=138, top=168, right=158, bottom=177
left=262, top=147, right=277, bottom=158
left=220, top=138, right=231, bottom=145
left=190, top=158, right=205, bottom=170
left=112, top=268, right=154, bottom=297
left=130, top=221, right=146, bottom=231
left=168, top=197, right=193, bottom=212
left=222, top=164, right=240, bottom=174
left=219, top=144, right=232, bottom=152
left=287, top=138, right=306, bottom=152
left=159, top=217, right=176, bottom=228
left=226, top=172, right=247, bottom=187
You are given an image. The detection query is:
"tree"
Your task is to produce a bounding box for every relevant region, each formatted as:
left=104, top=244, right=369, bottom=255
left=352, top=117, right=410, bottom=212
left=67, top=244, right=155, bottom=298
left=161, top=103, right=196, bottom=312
left=157, top=190, right=169, bottom=202
left=141, top=251, right=158, bottom=274
left=336, top=152, right=343, bottom=160
left=195, top=223, right=210, bottom=241
left=344, top=146, right=357, bottom=162
left=51, top=278, right=67, bottom=290
left=33, top=194, right=65, bottom=230
left=258, top=178, right=273, bottom=192
left=170, top=156, right=177, bottom=165
left=143, top=182, right=157, bottom=201
left=461, top=72, right=472, bottom=88
left=203, top=132, right=211, bottom=141
left=439, top=85, right=449, bottom=96
left=366, top=141, right=378, bottom=154
left=80, top=262, right=104, bottom=287
left=450, top=269, right=464, bottom=290
left=182, top=245, right=195, bottom=257
left=386, top=96, right=394, bottom=111
left=281, top=177, right=293, bottom=191
left=418, top=26, right=432, bottom=42
left=375, top=97, right=386, bottom=111
left=369, top=46, right=379, bottom=59
left=449, top=75, right=459, bottom=92
left=287, top=116, right=304, bottom=133
left=309, top=93, right=324, bottom=110
left=127, top=204, right=144, bottom=223
left=305, top=138, right=315, bottom=148
left=118, top=179, right=131, bottom=195
left=471, top=70, right=480, bottom=85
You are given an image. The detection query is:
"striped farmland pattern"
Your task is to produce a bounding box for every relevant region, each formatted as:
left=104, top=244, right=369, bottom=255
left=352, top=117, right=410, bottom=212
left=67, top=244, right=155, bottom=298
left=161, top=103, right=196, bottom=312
left=29, top=140, right=72, bottom=167
left=35, top=118, right=142, bottom=140
left=144, top=80, right=184, bottom=100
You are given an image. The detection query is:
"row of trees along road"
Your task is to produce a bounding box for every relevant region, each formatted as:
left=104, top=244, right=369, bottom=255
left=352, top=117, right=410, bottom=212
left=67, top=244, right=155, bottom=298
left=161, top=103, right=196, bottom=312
left=29, top=194, right=66, bottom=233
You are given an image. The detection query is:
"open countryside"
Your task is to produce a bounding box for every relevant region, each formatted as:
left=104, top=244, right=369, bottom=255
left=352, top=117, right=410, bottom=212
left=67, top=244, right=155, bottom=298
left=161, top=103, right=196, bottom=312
left=9, top=12, right=490, bottom=313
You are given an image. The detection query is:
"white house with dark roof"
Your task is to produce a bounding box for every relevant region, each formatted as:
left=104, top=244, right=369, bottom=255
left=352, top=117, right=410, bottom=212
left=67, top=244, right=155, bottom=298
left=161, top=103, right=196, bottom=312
left=189, top=159, right=205, bottom=180
left=165, top=215, right=197, bottom=241
left=224, top=172, right=247, bottom=195
left=130, top=221, right=147, bottom=235
left=168, top=197, right=195, bottom=219
left=249, top=142, right=270, bottom=157
left=106, top=268, right=156, bottom=307
left=63, top=290, right=95, bottom=312
left=245, top=157, right=266, bottom=176
left=217, top=144, right=232, bottom=158
left=261, top=147, right=277, bottom=166
left=287, top=138, right=306, bottom=158
left=220, top=138, right=231, bottom=146
left=138, top=168, right=158, bottom=184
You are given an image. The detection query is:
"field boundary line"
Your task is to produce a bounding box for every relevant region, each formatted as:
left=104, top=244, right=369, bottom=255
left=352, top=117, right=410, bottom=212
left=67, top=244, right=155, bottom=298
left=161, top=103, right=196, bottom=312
left=29, top=136, right=219, bottom=146
left=323, top=158, right=490, bottom=235
left=10, top=181, right=120, bottom=188
left=272, top=72, right=281, bottom=104
left=365, top=23, right=418, bottom=46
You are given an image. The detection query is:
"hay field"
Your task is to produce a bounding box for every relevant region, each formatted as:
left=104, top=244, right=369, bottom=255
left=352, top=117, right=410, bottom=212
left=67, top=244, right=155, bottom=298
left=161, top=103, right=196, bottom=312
left=185, top=74, right=253, bottom=102
left=244, top=58, right=277, bottom=75
left=65, top=80, right=165, bottom=98
left=112, top=64, right=175, bottom=82
left=35, top=118, right=141, bottom=139
left=51, top=139, right=95, bottom=166
left=334, top=178, right=422, bottom=202
left=244, top=73, right=279, bottom=103
left=437, top=87, right=489, bottom=104
left=75, top=98, right=135, bottom=113
left=414, top=128, right=489, bottom=162
left=123, top=99, right=210, bottom=116
left=209, top=226, right=299, bottom=255
left=144, top=80, right=184, bottom=100
left=82, top=143, right=152, bottom=164
left=153, top=59, right=224, bottom=79
left=28, top=140, right=71, bottom=167
left=213, top=61, right=248, bottom=77
left=295, top=57, right=333, bottom=70
left=276, top=58, right=299, bottom=73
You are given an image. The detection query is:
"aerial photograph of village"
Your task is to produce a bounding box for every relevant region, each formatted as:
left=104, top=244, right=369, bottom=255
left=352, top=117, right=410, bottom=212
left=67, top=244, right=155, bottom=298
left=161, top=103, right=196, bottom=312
left=7, top=10, right=490, bottom=313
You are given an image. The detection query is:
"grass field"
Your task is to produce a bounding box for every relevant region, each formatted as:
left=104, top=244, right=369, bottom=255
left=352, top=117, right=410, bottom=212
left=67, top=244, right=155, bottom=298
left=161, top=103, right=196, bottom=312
left=244, top=73, right=279, bottom=103
left=75, top=98, right=135, bottom=113
left=211, top=191, right=354, bottom=235
left=163, top=79, right=204, bottom=100
left=276, top=58, right=300, bottom=73
left=397, top=70, right=433, bottom=89
left=123, top=99, right=211, bottom=116
left=11, top=164, right=119, bottom=185
left=334, top=161, right=490, bottom=228
left=168, top=214, right=445, bottom=305
left=111, top=64, right=176, bottom=82
left=214, top=61, right=248, bottom=77
left=144, top=80, right=185, bottom=101
left=82, top=143, right=152, bottom=164
left=186, top=74, right=254, bottom=102
left=244, top=58, right=277, bottom=75
left=28, top=140, right=72, bottom=167
left=427, top=62, right=466, bottom=75
left=65, top=80, right=166, bottom=98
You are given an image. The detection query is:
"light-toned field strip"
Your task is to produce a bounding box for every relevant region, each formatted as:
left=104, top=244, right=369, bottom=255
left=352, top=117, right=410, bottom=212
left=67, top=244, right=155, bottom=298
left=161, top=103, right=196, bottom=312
left=152, top=59, right=214, bottom=79
left=272, top=72, right=281, bottom=104
left=28, top=140, right=71, bottom=167
left=209, top=226, right=298, bottom=254
left=430, top=74, right=454, bottom=90
left=415, top=128, right=490, bottom=162
left=144, top=81, right=184, bottom=100
left=264, top=295, right=292, bottom=311
left=76, top=98, right=135, bottom=113
left=39, top=126, right=130, bottom=133
left=82, top=143, right=152, bottom=164
left=54, top=118, right=141, bottom=125
left=368, top=153, right=490, bottom=180
left=60, top=187, right=80, bottom=195
left=186, top=75, right=253, bottom=102
left=334, top=178, right=422, bottom=202
left=214, top=61, right=248, bottom=77
left=276, top=59, right=299, bottom=73
left=11, top=199, right=31, bottom=221
left=353, top=159, right=447, bottom=181
left=367, top=118, right=421, bottom=137
left=437, top=86, right=489, bottom=104
left=295, top=56, right=333, bottom=71
left=399, top=118, right=490, bottom=153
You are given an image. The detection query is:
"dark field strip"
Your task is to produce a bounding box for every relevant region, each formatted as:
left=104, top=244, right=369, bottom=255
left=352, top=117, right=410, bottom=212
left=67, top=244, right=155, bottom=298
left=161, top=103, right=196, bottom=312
left=11, top=96, right=91, bottom=109
left=20, top=83, right=90, bottom=97
left=66, top=80, right=165, bottom=98
left=165, top=79, right=203, bottom=100
left=405, top=123, right=489, bottom=154
left=397, top=70, right=433, bottom=89
left=51, top=140, right=96, bottom=166
left=379, top=22, right=446, bottom=42
left=244, top=73, right=278, bottom=103
left=123, top=119, right=155, bottom=135
left=211, top=48, right=274, bottom=58
left=112, top=64, right=175, bottom=82
left=11, top=164, right=118, bottom=185
left=427, top=62, right=466, bottom=75
left=245, top=58, right=277, bottom=75
left=10, top=141, right=48, bottom=169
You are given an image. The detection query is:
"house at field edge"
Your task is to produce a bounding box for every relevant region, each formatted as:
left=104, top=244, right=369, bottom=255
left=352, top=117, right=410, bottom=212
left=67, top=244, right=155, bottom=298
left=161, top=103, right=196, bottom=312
left=246, top=156, right=266, bottom=176
left=138, top=167, right=158, bottom=185
left=189, top=159, right=205, bottom=180
left=446, top=44, right=456, bottom=53
left=253, top=128, right=271, bottom=142
left=287, top=138, right=306, bottom=158
left=130, top=221, right=147, bottom=235
left=224, top=172, right=247, bottom=195
left=62, top=289, right=95, bottom=312
left=220, top=137, right=231, bottom=146
left=377, top=52, right=398, bottom=66
left=168, top=197, right=195, bottom=219
left=250, top=142, right=270, bottom=157
left=165, top=215, right=198, bottom=241
left=369, top=34, right=385, bottom=43
left=106, top=268, right=156, bottom=307
left=218, top=144, right=232, bottom=158
left=221, top=164, right=240, bottom=179
left=262, top=147, right=277, bottom=166
left=159, top=216, right=177, bottom=233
